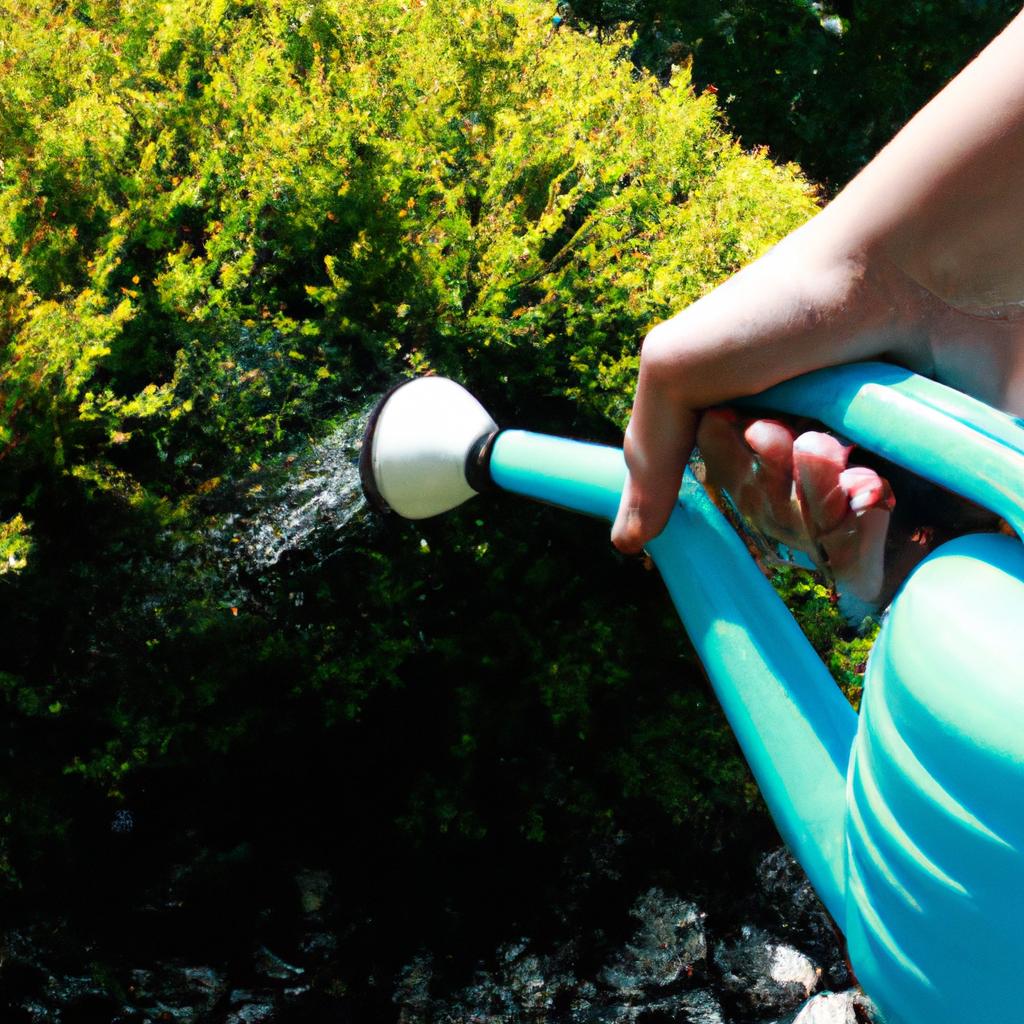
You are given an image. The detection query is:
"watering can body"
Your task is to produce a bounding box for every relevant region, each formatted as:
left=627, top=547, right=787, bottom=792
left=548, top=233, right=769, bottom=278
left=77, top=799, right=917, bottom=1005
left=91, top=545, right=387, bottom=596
left=740, top=364, right=1024, bottom=1022
left=362, top=362, right=1024, bottom=1024
left=846, top=532, right=1024, bottom=1023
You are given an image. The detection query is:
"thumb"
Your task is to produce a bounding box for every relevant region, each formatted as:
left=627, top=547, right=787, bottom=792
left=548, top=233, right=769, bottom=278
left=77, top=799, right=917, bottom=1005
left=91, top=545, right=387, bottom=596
left=611, top=398, right=696, bottom=554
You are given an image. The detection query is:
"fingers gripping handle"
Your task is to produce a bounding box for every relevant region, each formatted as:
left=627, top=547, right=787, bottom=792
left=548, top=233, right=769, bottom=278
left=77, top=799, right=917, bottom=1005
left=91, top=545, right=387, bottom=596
left=735, top=362, right=1024, bottom=542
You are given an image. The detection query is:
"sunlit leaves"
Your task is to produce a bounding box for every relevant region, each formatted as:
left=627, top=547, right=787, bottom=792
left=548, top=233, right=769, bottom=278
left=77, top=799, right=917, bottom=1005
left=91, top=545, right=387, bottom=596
left=0, top=515, right=31, bottom=576
left=0, top=0, right=820, bottom=872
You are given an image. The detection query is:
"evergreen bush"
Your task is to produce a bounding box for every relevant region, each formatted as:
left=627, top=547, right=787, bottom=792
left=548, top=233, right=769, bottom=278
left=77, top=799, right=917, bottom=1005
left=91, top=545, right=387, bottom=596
left=0, top=0, right=822, bottom=891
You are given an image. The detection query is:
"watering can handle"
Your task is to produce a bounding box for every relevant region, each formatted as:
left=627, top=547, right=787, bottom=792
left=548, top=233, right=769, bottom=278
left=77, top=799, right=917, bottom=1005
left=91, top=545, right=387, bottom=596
left=735, top=361, right=1024, bottom=542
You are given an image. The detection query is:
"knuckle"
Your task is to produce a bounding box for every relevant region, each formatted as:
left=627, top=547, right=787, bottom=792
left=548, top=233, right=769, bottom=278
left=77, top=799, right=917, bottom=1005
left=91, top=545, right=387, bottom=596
left=639, top=321, right=676, bottom=370
left=639, top=318, right=699, bottom=388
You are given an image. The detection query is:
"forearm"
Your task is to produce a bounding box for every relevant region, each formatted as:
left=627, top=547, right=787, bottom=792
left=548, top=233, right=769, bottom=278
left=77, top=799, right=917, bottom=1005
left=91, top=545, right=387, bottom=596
left=638, top=232, right=929, bottom=411
left=667, top=6, right=1024, bottom=404
left=817, top=8, right=1024, bottom=311
left=613, top=11, right=1024, bottom=552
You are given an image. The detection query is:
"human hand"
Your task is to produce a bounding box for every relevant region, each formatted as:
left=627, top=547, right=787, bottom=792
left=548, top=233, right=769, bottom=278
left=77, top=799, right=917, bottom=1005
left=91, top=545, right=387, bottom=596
left=610, top=229, right=915, bottom=556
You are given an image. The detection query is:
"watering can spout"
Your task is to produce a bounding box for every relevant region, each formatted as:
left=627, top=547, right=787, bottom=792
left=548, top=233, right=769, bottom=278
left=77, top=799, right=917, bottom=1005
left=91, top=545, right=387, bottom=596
left=485, top=428, right=857, bottom=922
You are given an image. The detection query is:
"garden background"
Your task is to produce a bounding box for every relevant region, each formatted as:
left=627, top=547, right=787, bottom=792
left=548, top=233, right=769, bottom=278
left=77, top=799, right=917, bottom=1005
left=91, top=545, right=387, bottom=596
left=0, top=0, right=1016, bottom=1019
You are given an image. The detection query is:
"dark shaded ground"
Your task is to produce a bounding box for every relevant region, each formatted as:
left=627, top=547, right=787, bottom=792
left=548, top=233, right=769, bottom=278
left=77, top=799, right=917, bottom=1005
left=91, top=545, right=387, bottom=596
left=0, top=777, right=874, bottom=1024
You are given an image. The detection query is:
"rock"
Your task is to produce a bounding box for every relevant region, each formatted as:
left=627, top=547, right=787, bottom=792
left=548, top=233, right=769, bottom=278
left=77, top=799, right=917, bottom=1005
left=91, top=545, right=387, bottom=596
left=769, top=944, right=820, bottom=995
left=715, top=925, right=821, bottom=1018
left=602, top=888, right=707, bottom=996
left=4, top=926, right=55, bottom=975
left=675, top=987, right=728, bottom=1023
left=127, top=963, right=228, bottom=1019
left=45, top=973, right=108, bottom=1007
left=395, top=939, right=581, bottom=1022
left=298, top=929, right=338, bottom=964
left=254, top=946, right=305, bottom=981
left=589, top=989, right=726, bottom=1024
left=36, top=972, right=122, bottom=1021
left=783, top=988, right=881, bottom=1024
left=395, top=889, right=717, bottom=1023
left=457, top=938, right=577, bottom=1020
left=790, top=990, right=858, bottom=1023
left=127, top=968, right=155, bottom=998
left=500, top=941, right=563, bottom=1015
left=175, top=965, right=229, bottom=1010
left=225, top=1002, right=277, bottom=1024
left=394, top=953, right=433, bottom=1020
left=294, top=868, right=333, bottom=915
left=18, top=1001, right=54, bottom=1024
left=757, top=847, right=850, bottom=988
left=282, top=983, right=312, bottom=1004
left=111, top=808, right=136, bottom=834
left=568, top=979, right=598, bottom=1022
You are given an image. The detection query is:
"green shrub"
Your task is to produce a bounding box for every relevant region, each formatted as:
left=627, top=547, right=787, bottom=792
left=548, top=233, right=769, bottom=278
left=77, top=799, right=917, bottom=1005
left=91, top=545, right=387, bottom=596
left=1, top=0, right=818, bottom=470
left=0, top=0, right=821, bottom=890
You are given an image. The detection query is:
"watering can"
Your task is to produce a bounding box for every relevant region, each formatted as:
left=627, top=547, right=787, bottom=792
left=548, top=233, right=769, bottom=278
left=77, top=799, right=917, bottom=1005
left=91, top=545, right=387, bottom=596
left=359, top=362, right=1024, bottom=1024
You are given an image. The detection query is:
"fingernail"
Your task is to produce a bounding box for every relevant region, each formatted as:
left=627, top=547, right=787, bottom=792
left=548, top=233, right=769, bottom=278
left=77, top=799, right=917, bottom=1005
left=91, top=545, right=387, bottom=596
left=849, top=490, right=875, bottom=512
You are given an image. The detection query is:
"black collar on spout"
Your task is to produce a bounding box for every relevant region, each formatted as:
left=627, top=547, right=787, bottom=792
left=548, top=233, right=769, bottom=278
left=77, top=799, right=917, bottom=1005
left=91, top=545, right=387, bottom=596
left=465, top=428, right=501, bottom=495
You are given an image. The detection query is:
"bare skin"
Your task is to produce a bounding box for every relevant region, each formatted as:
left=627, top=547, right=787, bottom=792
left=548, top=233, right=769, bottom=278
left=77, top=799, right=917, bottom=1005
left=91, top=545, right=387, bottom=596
left=612, top=10, right=1024, bottom=599
left=695, top=411, right=896, bottom=603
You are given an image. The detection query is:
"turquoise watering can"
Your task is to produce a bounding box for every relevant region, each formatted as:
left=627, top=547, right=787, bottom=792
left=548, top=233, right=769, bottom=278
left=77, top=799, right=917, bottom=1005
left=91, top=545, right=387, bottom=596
left=360, top=362, right=1024, bottom=1024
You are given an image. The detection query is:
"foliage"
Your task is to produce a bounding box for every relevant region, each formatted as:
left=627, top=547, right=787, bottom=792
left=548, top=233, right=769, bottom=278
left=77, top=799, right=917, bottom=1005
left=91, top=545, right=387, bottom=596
left=771, top=566, right=879, bottom=708
left=570, top=0, right=1020, bottom=191
left=0, top=513, right=30, bottom=575
left=0, top=0, right=820, bottom=892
